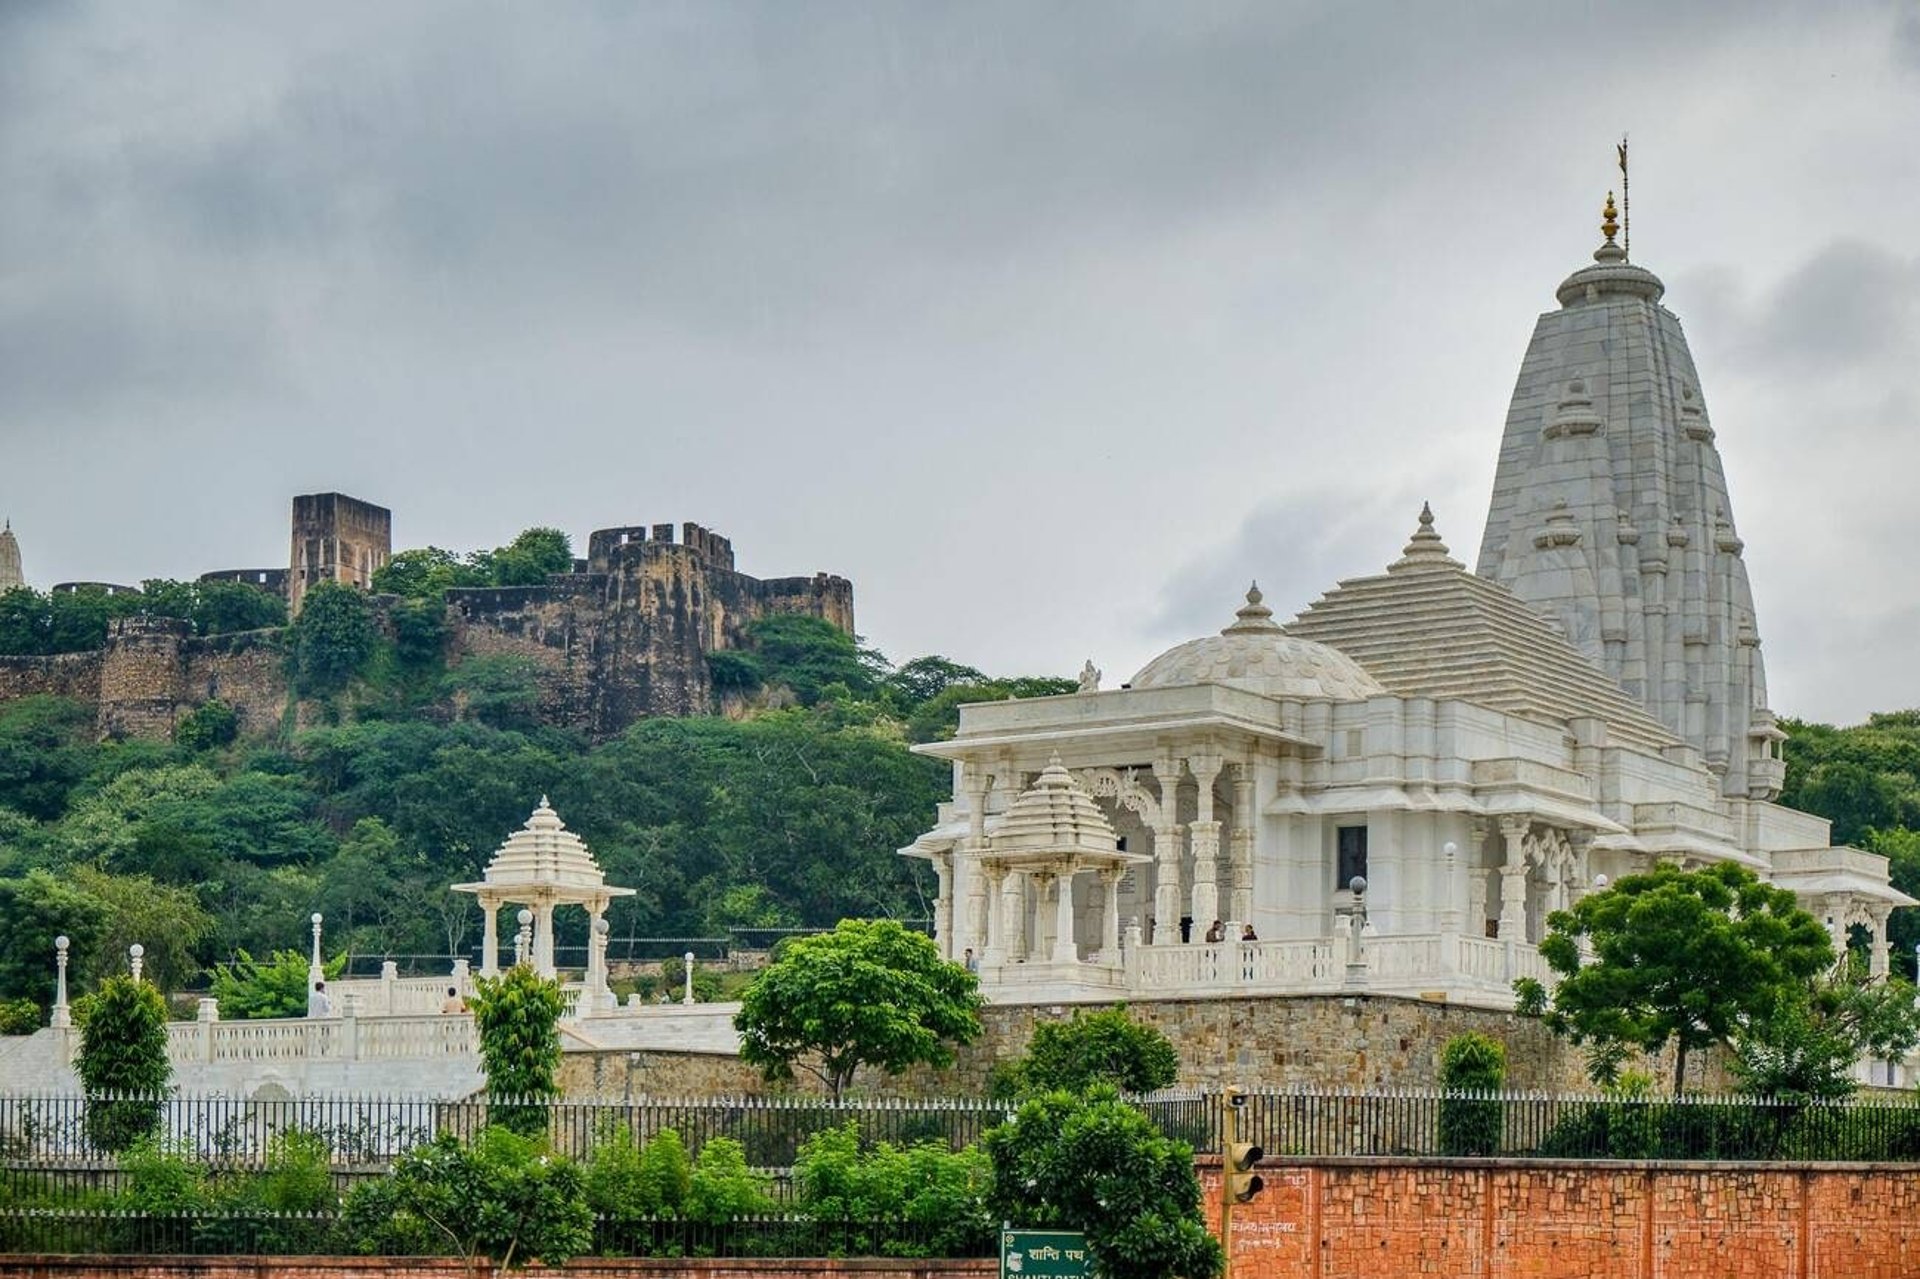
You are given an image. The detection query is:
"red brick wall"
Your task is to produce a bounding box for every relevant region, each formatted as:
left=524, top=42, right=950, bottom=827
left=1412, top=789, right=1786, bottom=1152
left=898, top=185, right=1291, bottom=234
left=1201, top=1158, right=1920, bottom=1279
left=0, top=1259, right=994, bottom=1279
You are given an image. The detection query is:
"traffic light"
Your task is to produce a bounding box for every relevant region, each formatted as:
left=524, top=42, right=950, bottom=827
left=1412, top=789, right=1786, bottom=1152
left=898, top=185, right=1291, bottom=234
left=1226, top=1138, right=1264, bottom=1202
left=1223, top=1086, right=1264, bottom=1204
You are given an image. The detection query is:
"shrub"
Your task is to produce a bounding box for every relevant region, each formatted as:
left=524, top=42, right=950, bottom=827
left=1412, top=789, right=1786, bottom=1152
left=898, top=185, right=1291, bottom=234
left=0, top=997, right=40, bottom=1035
left=792, top=1122, right=992, bottom=1257
left=76, top=974, right=171, bottom=1153
left=375, top=1127, right=593, bottom=1270
left=586, top=1126, right=692, bottom=1220
left=684, top=1137, right=771, bottom=1224
left=1437, top=1032, right=1506, bottom=1156
left=175, top=700, right=239, bottom=751
left=997, top=1005, right=1179, bottom=1098
left=471, top=965, right=566, bottom=1138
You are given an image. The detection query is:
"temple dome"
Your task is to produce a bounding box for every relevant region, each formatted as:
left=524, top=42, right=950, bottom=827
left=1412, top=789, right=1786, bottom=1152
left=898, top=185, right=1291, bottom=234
left=0, top=521, right=21, bottom=594
left=1131, top=584, right=1385, bottom=701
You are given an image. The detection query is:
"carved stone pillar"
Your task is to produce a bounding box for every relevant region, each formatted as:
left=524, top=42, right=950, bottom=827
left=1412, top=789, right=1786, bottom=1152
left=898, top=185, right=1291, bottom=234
left=1228, top=763, right=1255, bottom=923
left=1466, top=821, right=1489, bottom=936
left=1098, top=867, right=1124, bottom=961
left=932, top=852, right=954, bottom=960
left=981, top=860, right=1009, bottom=967
left=1053, top=867, right=1080, bottom=964
left=1497, top=816, right=1531, bottom=942
left=1567, top=831, right=1595, bottom=907
left=1187, top=750, right=1224, bottom=928
left=1000, top=869, right=1028, bottom=963
left=479, top=892, right=501, bottom=978
left=1151, top=755, right=1186, bottom=943
left=963, top=764, right=992, bottom=957
left=1871, top=906, right=1892, bottom=979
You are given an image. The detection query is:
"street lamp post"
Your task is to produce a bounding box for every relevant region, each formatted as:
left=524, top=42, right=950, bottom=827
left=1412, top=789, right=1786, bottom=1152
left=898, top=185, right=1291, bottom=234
left=129, top=943, right=144, bottom=982
left=50, top=936, right=70, bottom=1028
left=309, top=913, right=325, bottom=987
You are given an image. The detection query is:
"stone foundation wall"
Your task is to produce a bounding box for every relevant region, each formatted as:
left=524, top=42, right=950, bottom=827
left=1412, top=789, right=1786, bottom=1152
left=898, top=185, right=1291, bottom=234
left=1202, top=1158, right=1920, bottom=1278
left=900, top=994, right=1725, bottom=1096
left=558, top=1049, right=777, bottom=1099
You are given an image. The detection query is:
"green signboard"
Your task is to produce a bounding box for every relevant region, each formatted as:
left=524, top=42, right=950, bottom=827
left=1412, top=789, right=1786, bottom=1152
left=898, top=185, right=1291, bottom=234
left=1000, top=1229, right=1092, bottom=1278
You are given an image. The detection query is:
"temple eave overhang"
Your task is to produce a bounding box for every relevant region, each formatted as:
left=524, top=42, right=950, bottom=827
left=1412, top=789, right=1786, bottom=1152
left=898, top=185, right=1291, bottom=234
left=914, top=711, right=1316, bottom=761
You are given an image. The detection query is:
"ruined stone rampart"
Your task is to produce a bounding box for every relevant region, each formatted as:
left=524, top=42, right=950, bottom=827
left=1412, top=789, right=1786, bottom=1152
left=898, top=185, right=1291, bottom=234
left=0, top=507, right=851, bottom=742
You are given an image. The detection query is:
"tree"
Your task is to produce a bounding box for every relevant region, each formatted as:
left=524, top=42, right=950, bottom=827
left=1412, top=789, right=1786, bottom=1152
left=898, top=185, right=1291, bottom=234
left=1729, top=974, right=1920, bottom=1100
left=471, top=965, right=566, bottom=1136
left=484, top=528, right=574, bottom=587
left=1515, top=862, right=1834, bottom=1093
left=289, top=581, right=378, bottom=695
left=737, top=615, right=886, bottom=705
left=994, top=1005, right=1179, bottom=1098
left=984, top=1085, right=1222, bottom=1279
left=882, top=656, right=986, bottom=710
left=76, top=973, right=172, bottom=1152
left=0, top=869, right=108, bottom=1008
left=734, top=918, right=982, bottom=1101
left=67, top=865, right=213, bottom=992
left=174, top=699, right=239, bottom=751
left=1437, top=1031, right=1507, bottom=1156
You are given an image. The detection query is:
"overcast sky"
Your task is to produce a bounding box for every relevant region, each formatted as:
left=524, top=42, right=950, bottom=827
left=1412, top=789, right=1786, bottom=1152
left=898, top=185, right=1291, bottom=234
left=3, top=2, right=1917, bottom=725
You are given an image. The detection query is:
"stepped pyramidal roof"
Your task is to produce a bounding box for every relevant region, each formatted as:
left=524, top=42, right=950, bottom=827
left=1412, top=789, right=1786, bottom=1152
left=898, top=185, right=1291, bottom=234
left=1474, top=193, right=1774, bottom=799
left=1289, top=506, right=1682, bottom=756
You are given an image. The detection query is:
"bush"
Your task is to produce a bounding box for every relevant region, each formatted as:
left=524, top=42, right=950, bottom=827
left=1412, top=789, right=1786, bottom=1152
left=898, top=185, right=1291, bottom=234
left=997, top=1005, right=1179, bottom=1098
left=586, top=1126, right=692, bottom=1220
left=375, top=1127, right=593, bottom=1269
left=175, top=700, right=240, bottom=751
left=792, top=1122, right=993, bottom=1257
left=1437, top=1032, right=1506, bottom=1156
left=684, top=1136, right=771, bottom=1224
left=0, top=997, right=41, bottom=1035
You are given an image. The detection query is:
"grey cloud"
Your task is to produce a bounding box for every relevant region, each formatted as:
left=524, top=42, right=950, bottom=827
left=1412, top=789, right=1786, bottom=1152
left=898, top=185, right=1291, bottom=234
left=1743, top=241, right=1919, bottom=370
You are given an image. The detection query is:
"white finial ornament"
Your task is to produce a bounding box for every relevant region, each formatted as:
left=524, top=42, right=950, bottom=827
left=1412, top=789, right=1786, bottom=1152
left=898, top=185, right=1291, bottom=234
left=129, top=943, right=145, bottom=981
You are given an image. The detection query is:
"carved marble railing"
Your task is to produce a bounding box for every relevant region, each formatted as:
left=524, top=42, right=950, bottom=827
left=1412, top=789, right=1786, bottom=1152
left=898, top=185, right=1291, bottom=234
left=328, top=976, right=466, bottom=1017
left=1116, top=932, right=1547, bottom=1006
left=167, top=1015, right=474, bottom=1067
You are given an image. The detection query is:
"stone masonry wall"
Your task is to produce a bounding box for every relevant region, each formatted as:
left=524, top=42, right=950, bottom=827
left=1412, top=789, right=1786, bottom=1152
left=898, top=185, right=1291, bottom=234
left=558, top=1049, right=777, bottom=1099
left=1200, top=1158, right=1920, bottom=1279
left=0, top=652, right=102, bottom=706
left=910, top=994, right=1609, bottom=1095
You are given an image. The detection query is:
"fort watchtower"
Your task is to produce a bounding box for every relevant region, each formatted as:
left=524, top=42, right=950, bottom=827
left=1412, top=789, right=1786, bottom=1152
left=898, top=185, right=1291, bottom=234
left=289, top=493, right=391, bottom=613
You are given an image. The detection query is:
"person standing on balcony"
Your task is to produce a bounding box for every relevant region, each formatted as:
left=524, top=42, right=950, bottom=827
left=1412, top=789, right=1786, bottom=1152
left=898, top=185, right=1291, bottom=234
left=307, top=980, right=332, bottom=1018
left=440, top=986, right=466, bottom=1014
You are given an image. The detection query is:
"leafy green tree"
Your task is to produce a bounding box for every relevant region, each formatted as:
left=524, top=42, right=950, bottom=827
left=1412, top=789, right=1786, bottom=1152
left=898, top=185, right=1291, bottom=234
left=984, top=1085, right=1222, bottom=1279
left=211, top=948, right=346, bottom=1020
left=0, top=869, right=108, bottom=1008
left=1515, top=862, right=1834, bottom=1093
left=484, top=528, right=574, bottom=586
left=1730, top=974, right=1920, bottom=1100
left=76, top=974, right=172, bottom=1152
left=68, top=865, right=213, bottom=992
left=0, top=696, right=97, bottom=820
left=994, top=1005, right=1179, bottom=1098
left=289, top=581, right=378, bottom=695
left=445, top=656, right=544, bottom=731
left=882, top=656, right=987, bottom=711
left=472, top=965, right=566, bottom=1136
left=372, top=547, right=489, bottom=598
left=737, top=615, right=885, bottom=704
left=735, top=918, right=982, bottom=1101
left=904, top=676, right=1079, bottom=744
left=1437, top=1031, right=1507, bottom=1155
left=391, top=598, right=451, bottom=669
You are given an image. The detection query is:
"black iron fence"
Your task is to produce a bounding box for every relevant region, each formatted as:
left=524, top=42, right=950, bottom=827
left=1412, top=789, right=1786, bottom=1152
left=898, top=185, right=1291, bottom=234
left=7, top=1088, right=1920, bottom=1190
left=0, top=1209, right=996, bottom=1259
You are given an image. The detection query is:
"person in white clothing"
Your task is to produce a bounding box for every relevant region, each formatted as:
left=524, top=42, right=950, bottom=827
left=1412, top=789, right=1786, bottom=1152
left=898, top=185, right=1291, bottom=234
left=307, top=980, right=332, bottom=1018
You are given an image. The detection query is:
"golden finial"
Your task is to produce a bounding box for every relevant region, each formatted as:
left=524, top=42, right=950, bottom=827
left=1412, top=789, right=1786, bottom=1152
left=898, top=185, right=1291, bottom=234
left=1601, top=192, right=1619, bottom=245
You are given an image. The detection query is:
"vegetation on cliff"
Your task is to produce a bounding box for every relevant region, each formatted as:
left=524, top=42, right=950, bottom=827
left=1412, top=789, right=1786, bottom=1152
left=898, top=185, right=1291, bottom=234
left=0, top=605, right=1073, bottom=1010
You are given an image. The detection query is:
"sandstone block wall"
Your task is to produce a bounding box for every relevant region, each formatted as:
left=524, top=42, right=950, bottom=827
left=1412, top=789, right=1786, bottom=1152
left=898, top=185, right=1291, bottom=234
left=0, top=652, right=102, bottom=707
left=558, top=1049, right=776, bottom=1099
left=1202, top=1158, right=1920, bottom=1279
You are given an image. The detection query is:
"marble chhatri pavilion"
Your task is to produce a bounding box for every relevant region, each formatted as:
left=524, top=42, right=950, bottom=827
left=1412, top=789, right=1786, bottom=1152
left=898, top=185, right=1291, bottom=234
left=904, top=200, right=1910, bottom=1008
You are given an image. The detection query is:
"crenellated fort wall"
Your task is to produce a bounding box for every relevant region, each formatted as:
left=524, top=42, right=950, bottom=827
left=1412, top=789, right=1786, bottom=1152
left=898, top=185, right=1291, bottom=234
left=0, top=502, right=853, bottom=741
